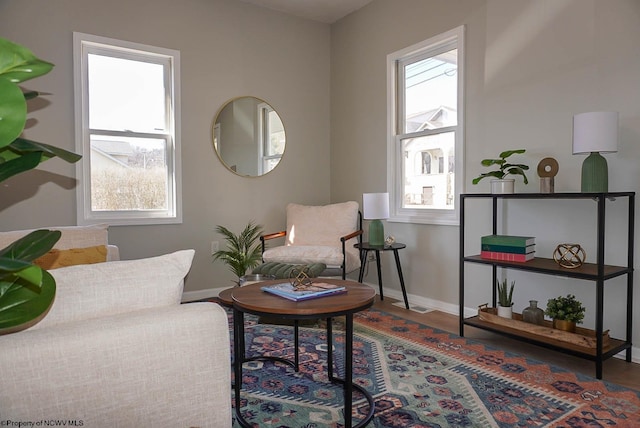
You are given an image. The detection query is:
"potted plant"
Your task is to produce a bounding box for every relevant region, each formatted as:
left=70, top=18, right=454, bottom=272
left=212, top=222, right=264, bottom=286
left=472, top=149, right=529, bottom=194
left=545, top=294, right=585, bottom=333
left=0, top=38, right=82, bottom=334
left=497, top=279, right=515, bottom=318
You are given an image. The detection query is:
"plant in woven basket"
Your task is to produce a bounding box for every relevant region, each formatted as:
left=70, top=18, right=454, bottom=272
left=545, top=294, right=585, bottom=324
left=212, top=222, right=264, bottom=286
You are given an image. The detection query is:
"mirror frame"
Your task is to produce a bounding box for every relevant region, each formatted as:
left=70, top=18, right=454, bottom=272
left=212, top=96, right=286, bottom=177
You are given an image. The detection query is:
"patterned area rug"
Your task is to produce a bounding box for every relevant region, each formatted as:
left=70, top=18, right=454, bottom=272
left=229, top=308, right=640, bottom=427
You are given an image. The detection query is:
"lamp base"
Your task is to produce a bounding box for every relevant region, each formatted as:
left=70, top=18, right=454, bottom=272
left=581, top=152, right=608, bottom=193
left=368, top=220, right=384, bottom=246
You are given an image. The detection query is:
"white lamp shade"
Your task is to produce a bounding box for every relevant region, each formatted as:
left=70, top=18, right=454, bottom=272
left=572, top=111, right=619, bottom=154
left=363, top=193, right=389, bottom=220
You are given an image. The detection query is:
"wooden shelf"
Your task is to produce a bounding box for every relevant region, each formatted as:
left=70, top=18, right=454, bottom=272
left=463, top=255, right=630, bottom=280
left=464, top=316, right=629, bottom=358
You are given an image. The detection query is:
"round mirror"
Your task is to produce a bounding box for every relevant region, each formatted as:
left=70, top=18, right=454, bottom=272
left=212, top=97, right=286, bottom=177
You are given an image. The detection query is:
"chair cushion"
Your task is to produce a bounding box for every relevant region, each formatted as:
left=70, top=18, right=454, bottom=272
left=285, top=201, right=359, bottom=247
left=262, top=245, right=360, bottom=273
left=252, top=262, right=326, bottom=279
left=29, top=249, right=195, bottom=331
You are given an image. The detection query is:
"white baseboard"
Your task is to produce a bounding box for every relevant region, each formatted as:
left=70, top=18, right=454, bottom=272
left=182, top=284, right=640, bottom=365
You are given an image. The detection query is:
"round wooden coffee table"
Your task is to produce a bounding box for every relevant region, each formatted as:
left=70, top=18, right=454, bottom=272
left=231, top=279, right=376, bottom=428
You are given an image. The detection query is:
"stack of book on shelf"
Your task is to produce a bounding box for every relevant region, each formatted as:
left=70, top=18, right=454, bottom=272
left=480, top=235, right=535, bottom=262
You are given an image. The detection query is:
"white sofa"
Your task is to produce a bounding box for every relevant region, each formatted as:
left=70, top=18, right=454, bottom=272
left=0, top=227, right=231, bottom=427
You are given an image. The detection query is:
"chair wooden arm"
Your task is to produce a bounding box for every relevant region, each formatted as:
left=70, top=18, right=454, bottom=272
left=260, top=231, right=286, bottom=256
left=340, top=229, right=363, bottom=243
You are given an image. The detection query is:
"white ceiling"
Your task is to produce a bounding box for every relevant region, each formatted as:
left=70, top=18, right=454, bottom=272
left=235, top=0, right=374, bottom=24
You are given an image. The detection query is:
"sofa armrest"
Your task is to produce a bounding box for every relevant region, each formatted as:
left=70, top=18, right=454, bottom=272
left=0, top=302, right=231, bottom=427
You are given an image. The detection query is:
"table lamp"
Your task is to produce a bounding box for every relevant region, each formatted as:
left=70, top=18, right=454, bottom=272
left=363, top=192, right=389, bottom=246
left=572, top=111, right=618, bottom=193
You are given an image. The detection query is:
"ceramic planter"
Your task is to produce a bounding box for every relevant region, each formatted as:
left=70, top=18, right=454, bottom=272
left=491, top=179, right=515, bottom=194
left=497, top=305, right=513, bottom=319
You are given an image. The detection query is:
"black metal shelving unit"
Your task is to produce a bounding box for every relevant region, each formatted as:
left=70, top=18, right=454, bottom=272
left=459, top=192, right=635, bottom=379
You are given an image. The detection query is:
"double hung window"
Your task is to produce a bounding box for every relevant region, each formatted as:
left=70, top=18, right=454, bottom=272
left=387, top=26, right=464, bottom=225
left=73, top=33, right=181, bottom=225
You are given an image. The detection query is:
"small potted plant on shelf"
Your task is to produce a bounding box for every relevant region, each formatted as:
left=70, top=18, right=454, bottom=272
left=472, top=149, right=529, bottom=194
left=212, top=222, right=264, bottom=286
left=497, top=279, right=515, bottom=318
left=545, top=294, right=585, bottom=333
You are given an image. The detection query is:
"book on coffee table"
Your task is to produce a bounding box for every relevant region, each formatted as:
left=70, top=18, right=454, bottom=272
left=261, top=282, right=347, bottom=301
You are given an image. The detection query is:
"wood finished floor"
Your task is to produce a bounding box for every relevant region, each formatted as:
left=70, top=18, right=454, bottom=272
left=373, top=297, right=640, bottom=391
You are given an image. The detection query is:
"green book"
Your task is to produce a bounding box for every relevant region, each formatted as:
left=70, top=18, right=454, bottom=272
left=481, top=243, right=535, bottom=254
left=480, top=235, right=535, bottom=247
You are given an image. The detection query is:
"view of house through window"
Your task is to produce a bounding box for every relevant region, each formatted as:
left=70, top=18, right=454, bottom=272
left=74, top=33, right=181, bottom=225
left=388, top=26, right=464, bottom=225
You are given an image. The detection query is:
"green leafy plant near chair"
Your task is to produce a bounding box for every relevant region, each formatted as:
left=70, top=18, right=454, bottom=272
left=472, top=149, right=530, bottom=185
left=0, top=38, right=82, bottom=334
left=212, top=222, right=264, bottom=286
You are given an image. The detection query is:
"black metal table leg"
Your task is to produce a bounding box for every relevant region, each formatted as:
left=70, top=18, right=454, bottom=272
left=393, top=249, right=409, bottom=309
left=375, top=250, right=383, bottom=300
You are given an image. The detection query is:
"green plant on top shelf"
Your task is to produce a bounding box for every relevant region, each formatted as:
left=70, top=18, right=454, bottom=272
left=497, top=279, right=515, bottom=307
left=472, top=149, right=529, bottom=185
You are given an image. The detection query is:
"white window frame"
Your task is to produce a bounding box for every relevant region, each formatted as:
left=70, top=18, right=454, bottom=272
left=73, top=32, right=182, bottom=225
left=386, top=26, right=465, bottom=226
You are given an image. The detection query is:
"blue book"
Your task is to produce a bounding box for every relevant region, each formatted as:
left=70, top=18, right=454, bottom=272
left=262, top=282, right=347, bottom=301
left=481, top=243, right=535, bottom=254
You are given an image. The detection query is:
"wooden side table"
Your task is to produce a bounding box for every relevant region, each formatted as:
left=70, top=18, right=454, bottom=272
left=355, top=242, right=409, bottom=309
left=231, top=279, right=376, bottom=428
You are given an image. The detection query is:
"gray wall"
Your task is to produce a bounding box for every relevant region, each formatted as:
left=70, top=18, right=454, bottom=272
left=0, top=0, right=332, bottom=291
left=332, top=0, right=640, bottom=348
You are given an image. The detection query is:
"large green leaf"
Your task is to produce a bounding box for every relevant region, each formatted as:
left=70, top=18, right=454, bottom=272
left=0, top=269, right=56, bottom=335
left=0, top=38, right=54, bottom=84
left=9, top=138, right=82, bottom=163
left=0, top=78, right=27, bottom=149
left=0, top=229, right=61, bottom=262
left=0, top=151, right=42, bottom=182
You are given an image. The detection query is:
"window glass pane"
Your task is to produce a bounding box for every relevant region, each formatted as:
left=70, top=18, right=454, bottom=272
left=88, top=54, right=166, bottom=132
left=402, top=132, right=455, bottom=209
left=267, top=110, right=285, bottom=156
left=89, top=135, right=168, bottom=211
left=403, top=48, right=457, bottom=133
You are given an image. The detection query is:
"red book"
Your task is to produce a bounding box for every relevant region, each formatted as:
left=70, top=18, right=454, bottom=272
left=480, top=250, right=535, bottom=262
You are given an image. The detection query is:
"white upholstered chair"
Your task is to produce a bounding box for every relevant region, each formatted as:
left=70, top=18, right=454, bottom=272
left=260, top=201, right=363, bottom=279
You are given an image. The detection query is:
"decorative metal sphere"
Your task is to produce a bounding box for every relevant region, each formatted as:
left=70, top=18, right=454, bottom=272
left=553, top=243, right=586, bottom=269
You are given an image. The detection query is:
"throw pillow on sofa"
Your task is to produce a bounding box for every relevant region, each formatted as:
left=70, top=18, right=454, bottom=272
left=29, top=249, right=195, bottom=331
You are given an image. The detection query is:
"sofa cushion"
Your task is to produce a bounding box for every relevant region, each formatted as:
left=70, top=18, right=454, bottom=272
left=252, top=262, right=327, bottom=278
left=30, top=249, right=195, bottom=331
left=285, top=201, right=359, bottom=247
left=0, top=223, right=109, bottom=250
left=33, top=245, right=108, bottom=269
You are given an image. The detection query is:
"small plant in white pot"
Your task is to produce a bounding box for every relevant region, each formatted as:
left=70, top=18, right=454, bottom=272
left=497, top=279, right=515, bottom=318
left=472, top=149, right=529, bottom=194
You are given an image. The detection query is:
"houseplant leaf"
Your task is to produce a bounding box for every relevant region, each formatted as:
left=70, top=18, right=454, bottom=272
left=0, top=78, right=27, bottom=148
left=0, top=269, right=55, bottom=335
left=0, top=38, right=54, bottom=84
left=9, top=138, right=82, bottom=163
left=0, top=151, right=43, bottom=182
left=0, top=229, right=62, bottom=261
